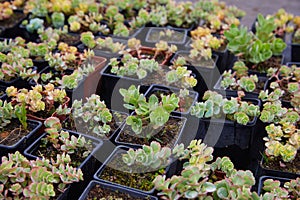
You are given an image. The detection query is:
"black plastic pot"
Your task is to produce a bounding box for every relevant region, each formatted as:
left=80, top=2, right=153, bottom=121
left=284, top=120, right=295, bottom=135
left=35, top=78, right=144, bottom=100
left=78, top=180, right=158, bottom=200
left=263, top=76, right=294, bottom=108
left=63, top=110, right=128, bottom=142
left=100, top=20, right=144, bottom=40
left=0, top=85, right=7, bottom=101
left=0, top=10, right=27, bottom=39
left=258, top=157, right=300, bottom=180
left=93, top=145, right=176, bottom=195
left=24, top=130, right=104, bottom=199
left=145, top=27, right=187, bottom=47
left=214, top=75, right=268, bottom=99
left=96, top=63, right=148, bottom=113
left=171, top=51, right=219, bottom=98
left=289, top=31, right=300, bottom=62
left=77, top=37, right=127, bottom=59
left=247, top=55, right=285, bottom=77
left=257, top=176, right=291, bottom=196
left=115, top=114, right=187, bottom=149
left=185, top=38, right=229, bottom=74
left=0, top=66, right=37, bottom=89
left=197, top=97, right=261, bottom=150
left=0, top=119, right=42, bottom=158
left=144, top=84, right=198, bottom=115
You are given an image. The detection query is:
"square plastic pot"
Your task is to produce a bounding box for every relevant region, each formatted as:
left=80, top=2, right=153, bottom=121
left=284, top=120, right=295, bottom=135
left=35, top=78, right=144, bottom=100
left=63, top=109, right=128, bottom=142
left=114, top=114, right=187, bottom=149
left=257, top=176, right=291, bottom=196
left=214, top=74, right=268, bottom=99
left=290, top=31, right=300, bottom=62
left=258, top=157, right=300, bottom=180
left=0, top=119, right=42, bottom=158
left=24, top=130, right=104, bottom=199
left=77, top=37, right=127, bottom=59
left=145, top=27, right=187, bottom=47
left=198, top=97, right=261, bottom=149
left=93, top=145, right=176, bottom=195
left=78, top=180, right=158, bottom=200
left=0, top=66, right=38, bottom=89
left=0, top=85, right=7, bottom=101
left=144, top=84, right=198, bottom=116
left=96, top=63, right=148, bottom=113
left=171, top=51, right=219, bottom=98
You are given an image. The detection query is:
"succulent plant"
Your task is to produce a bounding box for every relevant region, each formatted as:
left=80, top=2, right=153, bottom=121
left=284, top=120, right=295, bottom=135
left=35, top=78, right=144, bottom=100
left=80, top=32, right=125, bottom=53
left=119, top=85, right=179, bottom=138
left=191, top=90, right=260, bottom=125
left=6, top=83, right=68, bottom=117
left=42, top=117, right=92, bottom=160
left=0, top=2, right=14, bottom=21
left=0, top=151, right=83, bottom=199
left=224, top=14, right=286, bottom=69
left=189, top=27, right=225, bottom=60
left=0, top=47, right=37, bottom=82
left=153, top=139, right=259, bottom=200
left=71, top=94, right=114, bottom=137
left=261, top=177, right=300, bottom=199
left=122, top=141, right=173, bottom=170
left=220, top=61, right=260, bottom=93
left=110, top=54, right=160, bottom=79
left=263, top=122, right=299, bottom=163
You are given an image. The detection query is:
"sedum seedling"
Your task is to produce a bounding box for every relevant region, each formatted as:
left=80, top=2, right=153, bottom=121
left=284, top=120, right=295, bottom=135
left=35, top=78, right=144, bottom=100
left=153, top=139, right=260, bottom=200
left=263, top=122, right=299, bottom=163
left=191, top=90, right=260, bottom=125
left=71, top=94, right=113, bottom=137
left=224, top=14, right=286, bottom=70
left=122, top=141, right=173, bottom=170
left=0, top=151, right=83, bottom=199
left=120, top=85, right=179, bottom=138
left=220, top=61, right=260, bottom=93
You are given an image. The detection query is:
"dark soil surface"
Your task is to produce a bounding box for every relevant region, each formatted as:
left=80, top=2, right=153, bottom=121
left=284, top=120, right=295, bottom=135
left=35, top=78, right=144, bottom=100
left=117, top=117, right=184, bottom=147
left=262, top=153, right=300, bottom=174
left=63, top=111, right=127, bottom=140
left=86, top=184, right=152, bottom=200
left=0, top=119, right=33, bottom=146
left=99, top=152, right=165, bottom=191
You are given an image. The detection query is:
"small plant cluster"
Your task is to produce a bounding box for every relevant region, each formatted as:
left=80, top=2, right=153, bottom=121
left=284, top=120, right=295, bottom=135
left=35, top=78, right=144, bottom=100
left=196, top=1, right=245, bottom=35
left=153, top=139, right=260, bottom=199
left=119, top=85, right=179, bottom=138
left=0, top=1, right=14, bottom=21
left=70, top=94, right=114, bottom=138
left=263, top=122, right=299, bottom=163
left=0, top=99, right=27, bottom=133
left=262, top=64, right=300, bottom=110
left=291, top=15, right=300, bottom=44
left=39, top=117, right=92, bottom=166
left=0, top=151, right=83, bottom=199
left=0, top=44, right=37, bottom=82
left=122, top=141, right=178, bottom=171
left=220, top=61, right=260, bottom=93
left=166, top=57, right=197, bottom=89
left=110, top=54, right=161, bottom=79
left=191, top=90, right=260, bottom=125
left=189, top=27, right=225, bottom=61
left=225, top=14, right=286, bottom=71
left=261, top=177, right=300, bottom=199
left=6, top=83, right=68, bottom=118
left=80, top=32, right=125, bottom=53
left=127, top=38, right=177, bottom=64
left=35, top=42, right=95, bottom=89
left=0, top=36, right=56, bottom=65
left=265, top=9, right=294, bottom=38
